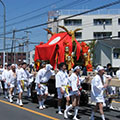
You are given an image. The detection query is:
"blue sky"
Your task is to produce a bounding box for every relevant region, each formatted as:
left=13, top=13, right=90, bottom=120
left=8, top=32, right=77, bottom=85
left=0, top=0, right=120, bottom=52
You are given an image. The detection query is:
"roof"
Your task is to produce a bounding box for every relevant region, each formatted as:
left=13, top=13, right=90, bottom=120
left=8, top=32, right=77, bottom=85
left=98, top=39, right=120, bottom=48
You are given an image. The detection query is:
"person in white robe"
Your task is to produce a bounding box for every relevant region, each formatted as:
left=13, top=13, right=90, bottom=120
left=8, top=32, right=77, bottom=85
left=7, top=64, right=16, bottom=103
left=35, top=64, right=54, bottom=110
left=0, top=64, right=4, bottom=93
left=16, top=62, right=33, bottom=106
left=90, top=65, right=111, bottom=120
left=2, top=64, right=11, bottom=99
left=55, top=62, right=71, bottom=115
left=64, top=66, right=89, bottom=120
left=116, top=67, right=120, bottom=80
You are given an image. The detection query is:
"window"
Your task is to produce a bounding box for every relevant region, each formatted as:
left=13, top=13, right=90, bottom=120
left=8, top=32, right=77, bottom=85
left=64, top=19, right=82, bottom=26
left=93, top=19, right=112, bottom=25
left=32, top=55, right=35, bottom=59
left=118, top=18, right=120, bottom=25
left=75, top=32, right=82, bottom=39
left=93, top=32, right=112, bottom=39
left=113, top=48, right=120, bottom=59
left=118, top=32, right=120, bottom=37
left=18, top=53, right=21, bottom=56
left=23, top=53, right=26, bottom=56
left=8, top=59, right=11, bottom=62
left=8, top=53, right=11, bottom=56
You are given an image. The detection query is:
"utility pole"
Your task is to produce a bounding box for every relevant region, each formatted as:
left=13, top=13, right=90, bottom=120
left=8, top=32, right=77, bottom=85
left=11, top=30, right=16, bottom=64
left=0, top=0, right=6, bottom=67
left=24, top=31, right=31, bottom=64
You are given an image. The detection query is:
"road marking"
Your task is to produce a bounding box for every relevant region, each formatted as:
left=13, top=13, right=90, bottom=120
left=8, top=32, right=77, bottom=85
left=112, top=100, right=120, bottom=104
left=0, top=100, right=59, bottom=120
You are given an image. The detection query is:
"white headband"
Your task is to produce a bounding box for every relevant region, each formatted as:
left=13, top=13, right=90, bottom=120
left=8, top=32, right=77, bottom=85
left=46, top=64, right=53, bottom=71
left=96, top=65, right=104, bottom=72
left=73, top=66, right=81, bottom=72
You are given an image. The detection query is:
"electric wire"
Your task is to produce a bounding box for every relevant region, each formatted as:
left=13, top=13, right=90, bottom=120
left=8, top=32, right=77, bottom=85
left=0, top=0, right=119, bottom=36
left=0, top=0, right=89, bottom=29
left=0, top=35, right=119, bottom=51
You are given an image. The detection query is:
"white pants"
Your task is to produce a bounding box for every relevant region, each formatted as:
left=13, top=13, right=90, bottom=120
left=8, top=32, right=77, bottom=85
left=36, top=84, right=48, bottom=95
left=17, top=81, right=28, bottom=93
left=57, top=87, right=69, bottom=99
left=70, top=90, right=80, bottom=96
left=4, top=82, right=8, bottom=89
left=17, top=82, right=23, bottom=93
left=8, top=83, right=15, bottom=88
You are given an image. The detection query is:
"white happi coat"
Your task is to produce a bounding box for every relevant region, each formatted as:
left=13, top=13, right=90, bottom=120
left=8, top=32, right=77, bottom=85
left=7, top=70, right=16, bottom=88
left=35, top=68, right=55, bottom=95
left=55, top=70, right=69, bottom=88
left=69, top=73, right=85, bottom=92
left=16, top=68, right=22, bottom=82
left=17, top=68, right=32, bottom=86
left=20, top=68, right=31, bottom=82
left=2, top=69, right=11, bottom=88
left=17, top=68, right=32, bottom=93
left=91, top=74, right=106, bottom=103
left=0, top=68, right=3, bottom=80
left=35, top=68, right=55, bottom=84
left=116, top=70, right=120, bottom=80
left=2, top=69, right=8, bottom=81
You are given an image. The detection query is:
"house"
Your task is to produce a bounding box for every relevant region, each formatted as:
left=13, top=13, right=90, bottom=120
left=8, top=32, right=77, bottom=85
left=93, top=39, right=120, bottom=67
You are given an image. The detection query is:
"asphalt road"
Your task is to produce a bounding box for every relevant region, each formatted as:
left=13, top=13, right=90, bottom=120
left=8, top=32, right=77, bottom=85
left=0, top=91, right=120, bottom=120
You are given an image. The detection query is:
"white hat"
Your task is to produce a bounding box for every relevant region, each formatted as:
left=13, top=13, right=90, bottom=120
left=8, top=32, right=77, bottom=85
left=23, top=60, right=26, bottom=63
left=73, top=66, right=81, bottom=72
left=11, top=64, right=15, bottom=67
left=5, top=62, right=8, bottom=65
left=96, top=65, right=104, bottom=72
left=46, top=64, right=53, bottom=71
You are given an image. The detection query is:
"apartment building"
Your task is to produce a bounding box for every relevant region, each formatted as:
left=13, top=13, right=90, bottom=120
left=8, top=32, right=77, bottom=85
left=48, top=9, right=120, bottom=41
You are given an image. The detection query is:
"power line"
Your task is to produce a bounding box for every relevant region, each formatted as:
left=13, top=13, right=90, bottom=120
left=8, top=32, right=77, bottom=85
left=0, top=0, right=89, bottom=29
left=6, top=0, right=64, bottom=22
left=0, top=0, right=120, bottom=36
left=9, top=0, right=120, bottom=33
left=4, top=13, right=120, bottom=38
left=2, top=15, right=119, bottom=51
left=0, top=37, right=26, bottom=40
left=0, top=35, right=119, bottom=51
left=1, top=13, right=120, bottom=38
left=79, top=15, right=120, bottom=29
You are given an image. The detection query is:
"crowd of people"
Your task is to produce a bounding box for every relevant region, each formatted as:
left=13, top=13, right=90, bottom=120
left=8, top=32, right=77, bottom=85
left=0, top=62, right=120, bottom=120
left=0, top=62, right=34, bottom=106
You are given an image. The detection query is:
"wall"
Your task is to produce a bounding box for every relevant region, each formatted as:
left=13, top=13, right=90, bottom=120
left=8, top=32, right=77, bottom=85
left=29, top=50, right=35, bottom=64
left=100, top=44, right=111, bottom=67
left=48, top=14, right=120, bottom=41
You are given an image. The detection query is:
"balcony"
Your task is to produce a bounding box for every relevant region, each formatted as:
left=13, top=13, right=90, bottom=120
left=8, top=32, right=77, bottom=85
left=93, top=32, right=112, bottom=39
left=64, top=19, right=82, bottom=26
left=93, top=19, right=112, bottom=26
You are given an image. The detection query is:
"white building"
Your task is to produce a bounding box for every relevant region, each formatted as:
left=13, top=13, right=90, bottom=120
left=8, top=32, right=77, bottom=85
left=94, top=39, right=120, bottom=68
left=29, top=50, right=35, bottom=64
left=48, top=9, right=120, bottom=41
left=47, top=9, right=120, bottom=67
